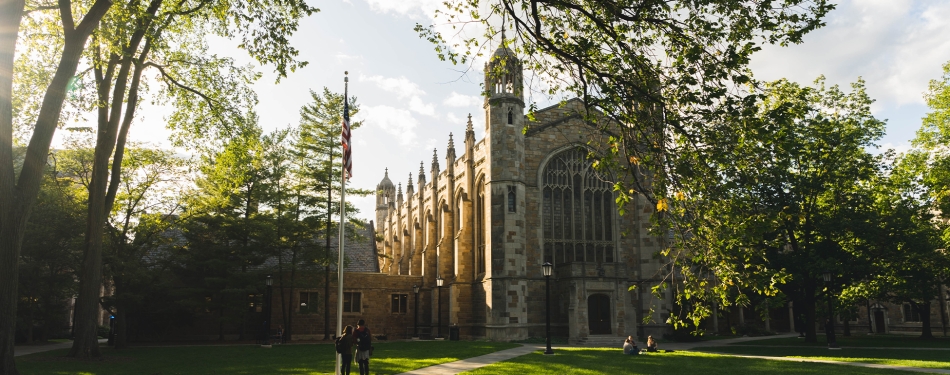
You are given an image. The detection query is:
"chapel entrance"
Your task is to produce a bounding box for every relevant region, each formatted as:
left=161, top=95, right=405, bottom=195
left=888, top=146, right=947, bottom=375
left=588, top=294, right=611, bottom=334
left=874, top=310, right=886, bottom=333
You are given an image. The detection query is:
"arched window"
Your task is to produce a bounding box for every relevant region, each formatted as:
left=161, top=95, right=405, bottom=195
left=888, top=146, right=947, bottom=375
left=475, top=179, right=486, bottom=276
left=542, top=148, right=615, bottom=266
left=507, top=107, right=513, bottom=124
left=507, top=186, right=516, bottom=212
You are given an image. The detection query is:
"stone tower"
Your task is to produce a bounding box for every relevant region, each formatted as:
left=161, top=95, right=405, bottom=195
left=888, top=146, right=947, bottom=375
left=376, top=168, right=395, bottom=236
left=482, top=39, right=529, bottom=340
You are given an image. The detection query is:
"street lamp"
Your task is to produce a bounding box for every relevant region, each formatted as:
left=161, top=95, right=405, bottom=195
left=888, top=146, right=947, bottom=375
left=542, top=262, right=554, bottom=355
left=436, top=276, right=444, bottom=339
left=822, top=272, right=838, bottom=349
left=263, top=275, right=274, bottom=346
left=413, top=285, right=420, bottom=339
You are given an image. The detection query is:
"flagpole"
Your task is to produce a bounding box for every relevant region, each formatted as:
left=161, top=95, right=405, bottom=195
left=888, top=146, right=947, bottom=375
left=335, top=71, right=349, bottom=375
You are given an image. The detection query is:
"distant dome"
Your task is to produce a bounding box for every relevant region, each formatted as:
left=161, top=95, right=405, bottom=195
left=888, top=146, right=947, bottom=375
left=377, top=168, right=394, bottom=190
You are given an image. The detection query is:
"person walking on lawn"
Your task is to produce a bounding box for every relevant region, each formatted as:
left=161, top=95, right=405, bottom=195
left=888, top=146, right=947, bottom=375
left=336, top=325, right=356, bottom=375
left=354, top=319, right=373, bottom=375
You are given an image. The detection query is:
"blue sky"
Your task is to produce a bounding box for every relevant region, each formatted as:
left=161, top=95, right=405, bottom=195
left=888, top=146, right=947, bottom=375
left=115, top=0, right=950, bottom=222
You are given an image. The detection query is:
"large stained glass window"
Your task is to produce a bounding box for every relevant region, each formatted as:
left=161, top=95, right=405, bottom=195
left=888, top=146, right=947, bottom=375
left=542, top=148, right=615, bottom=266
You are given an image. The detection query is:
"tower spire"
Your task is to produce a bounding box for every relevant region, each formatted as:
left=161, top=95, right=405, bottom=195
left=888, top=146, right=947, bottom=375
left=407, top=173, right=414, bottom=193
left=466, top=114, right=474, bottom=134
left=431, top=148, right=439, bottom=173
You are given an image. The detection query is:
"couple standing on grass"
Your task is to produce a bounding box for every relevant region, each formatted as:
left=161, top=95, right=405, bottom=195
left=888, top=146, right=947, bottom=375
left=336, top=319, right=373, bottom=375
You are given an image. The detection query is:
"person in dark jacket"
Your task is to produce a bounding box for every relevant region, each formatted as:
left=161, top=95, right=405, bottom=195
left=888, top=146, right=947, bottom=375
left=336, top=325, right=355, bottom=375
left=354, top=319, right=373, bottom=375
left=623, top=336, right=639, bottom=355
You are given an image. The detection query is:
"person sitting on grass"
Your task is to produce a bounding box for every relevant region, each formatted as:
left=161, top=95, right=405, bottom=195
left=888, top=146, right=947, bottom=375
left=623, top=336, right=639, bottom=355
left=646, top=336, right=658, bottom=352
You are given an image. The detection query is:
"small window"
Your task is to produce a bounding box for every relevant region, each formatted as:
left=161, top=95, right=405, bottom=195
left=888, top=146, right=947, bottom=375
left=391, top=294, right=408, bottom=314
left=299, top=292, right=318, bottom=314
left=344, top=292, right=362, bottom=313
left=507, top=186, right=516, bottom=212
left=903, top=303, right=921, bottom=322
left=507, top=107, right=513, bottom=124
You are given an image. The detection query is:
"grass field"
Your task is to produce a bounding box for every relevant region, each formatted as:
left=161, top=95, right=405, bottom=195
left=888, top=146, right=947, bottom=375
left=15, top=341, right=519, bottom=375
left=460, top=348, right=909, bottom=375
left=706, top=345, right=950, bottom=370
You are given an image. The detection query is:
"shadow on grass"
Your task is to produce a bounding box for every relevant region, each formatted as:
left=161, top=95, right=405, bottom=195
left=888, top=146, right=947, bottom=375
left=15, top=341, right=519, bottom=375
left=462, top=348, right=909, bottom=375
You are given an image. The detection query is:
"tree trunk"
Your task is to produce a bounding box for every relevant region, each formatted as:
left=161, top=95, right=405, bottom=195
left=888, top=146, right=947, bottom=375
left=218, top=307, right=224, bottom=341
left=2, top=0, right=112, bottom=369
left=803, top=285, right=817, bottom=343
left=114, top=308, right=128, bottom=349
left=69, top=158, right=111, bottom=358
left=25, top=301, right=33, bottom=344
left=0, top=0, right=26, bottom=366
left=917, top=300, right=934, bottom=339
left=112, top=276, right=128, bottom=349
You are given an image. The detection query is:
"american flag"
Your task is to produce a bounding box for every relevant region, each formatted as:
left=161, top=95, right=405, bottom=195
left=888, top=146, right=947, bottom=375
left=341, top=94, right=352, bottom=180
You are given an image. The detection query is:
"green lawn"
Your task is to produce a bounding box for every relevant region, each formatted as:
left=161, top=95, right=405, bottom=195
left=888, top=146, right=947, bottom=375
left=730, top=334, right=950, bottom=348
left=15, top=341, right=519, bottom=375
left=704, top=345, right=950, bottom=370
left=461, top=348, right=908, bottom=375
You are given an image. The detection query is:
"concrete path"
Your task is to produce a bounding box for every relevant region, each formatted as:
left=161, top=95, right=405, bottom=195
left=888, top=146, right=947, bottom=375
left=398, top=344, right=542, bottom=375
left=14, top=339, right=107, bottom=357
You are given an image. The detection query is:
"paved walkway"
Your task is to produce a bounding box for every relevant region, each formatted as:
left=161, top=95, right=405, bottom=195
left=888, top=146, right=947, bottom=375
left=14, top=339, right=107, bottom=357
left=397, top=344, right=542, bottom=375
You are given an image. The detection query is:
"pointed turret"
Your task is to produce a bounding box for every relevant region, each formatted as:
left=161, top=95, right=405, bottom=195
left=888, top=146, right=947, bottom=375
left=466, top=113, right=474, bottom=135
left=397, top=182, right=404, bottom=205
left=446, top=133, right=456, bottom=176
left=431, top=148, right=440, bottom=176
left=406, top=173, right=414, bottom=195
left=418, top=162, right=426, bottom=183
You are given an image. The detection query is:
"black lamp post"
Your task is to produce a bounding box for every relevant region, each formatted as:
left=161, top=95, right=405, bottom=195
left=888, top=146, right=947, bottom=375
left=542, top=262, right=554, bottom=355
left=264, top=274, right=273, bottom=346
left=413, top=284, right=420, bottom=339
left=822, top=272, right=838, bottom=349
left=436, top=276, right=444, bottom=339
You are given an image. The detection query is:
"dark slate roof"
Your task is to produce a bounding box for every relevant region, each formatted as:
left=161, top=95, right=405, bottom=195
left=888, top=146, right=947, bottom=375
left=329, top=222, right=380, bottom=273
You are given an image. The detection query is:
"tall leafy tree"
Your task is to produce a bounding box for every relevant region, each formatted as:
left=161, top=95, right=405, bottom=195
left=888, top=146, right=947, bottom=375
left=669, top=78, right=884, bottom=341
left=17, top=155, right=86, bottom=344
left=897, top=59, right=950, bottom=338
left=100, top=146, right=189, bottom=348
left=1, top=0, right=112, bottom=371
left=172, top=122, right=273, bottom=341
left=65, top=0, right=316, bottom=358
left=294, top=88, right=370, bottom=339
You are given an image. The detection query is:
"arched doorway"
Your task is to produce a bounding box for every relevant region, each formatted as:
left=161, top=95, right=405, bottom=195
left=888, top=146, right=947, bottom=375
left=588, top=294, right=611, bottom=334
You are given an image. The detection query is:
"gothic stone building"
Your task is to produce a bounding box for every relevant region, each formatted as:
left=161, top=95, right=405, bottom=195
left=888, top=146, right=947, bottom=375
left=371, top=45, right=670, bottom=343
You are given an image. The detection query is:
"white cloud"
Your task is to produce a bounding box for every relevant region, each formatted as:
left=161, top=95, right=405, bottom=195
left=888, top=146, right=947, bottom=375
left=362, top=0, right=441, bottom=18
left=442, top=91, right=482, bottom=107
left=409, top=96, right=437, bottom=116
left=750, top=1, right=950, bottom=108
left=360, top=74, right=426, bottom=99
left=359, top=105, right=419, bottom=145
left=335, top=53, right=364, bottom=64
